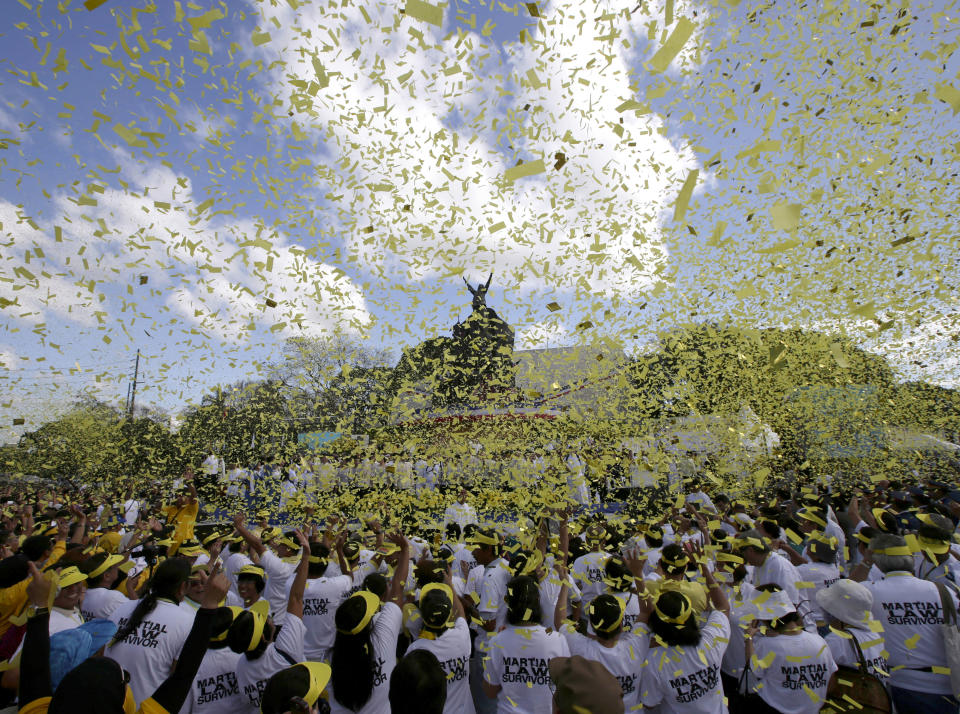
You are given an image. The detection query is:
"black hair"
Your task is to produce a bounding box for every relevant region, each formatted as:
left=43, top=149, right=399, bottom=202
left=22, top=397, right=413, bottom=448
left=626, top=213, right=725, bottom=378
left=505, top=575, right=541, bottom=626
left=659, top=543, right=688, bottom=577
left=649, top=591, right=700, bottom=647
left=645, top=530, right=664, bottom=548
left=109, top=557, right=191, bottom=647
left=332, top=596, right=378, bottom=711
left=444, top=523, right=461, bottom=541
left=462, top=523, right=479, bottom=540
left=81, top=553, right=113, bottom=588
left=603, top=556, right=632, bottom=593
left=414, top=560, right=446, bottom=588
left=362, top=572, right=388, bottom=599
left=260, top=664, right=313, bottom=714
left=209, top=606, right=235, bottom=648
left=589, top=593, right=624, bottom=641
left=308, top=542, right=330, bottom=578
left=227, top=609, right=272, bottom=659
left=20, top=534, right=52, bottom=562
left=758, top=519, right=781, bottom=539
left=237, top=571, right=266, bottom=594
left=809, top=539, right=838, bottom=564
left=389, top=649, right=447, bottom=714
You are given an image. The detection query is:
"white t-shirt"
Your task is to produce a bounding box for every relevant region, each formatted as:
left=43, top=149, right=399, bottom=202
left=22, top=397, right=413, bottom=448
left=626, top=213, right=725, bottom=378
left=483, top=625, right=571, bottom=714
left=124, top=498, right=142, bottom=525
left=562, top=627, right=649, bottom=712
left=302, top=574, right=354, bottom=661
left=183, top=645, right=244, bottom=714
left=751, top=630, right=837, bottom=714
left=721, top=582, right=757, bottom=680
left=236, top=614, right=307, bottom=714
left=824, top=627, right=887, bottom=680
left=537, top=571, right=581, bottom=629
left=49, top=607, right=84, bottom=634
left=795, top=562, right=840, bottom=623
left=751, top=551, right=803, bottom=605
left=107, top=598, right=196, bottom=705
left=571, top=551, right=610, bottom=610
left=477, top=558, right=512, bottom=631
left=407, top=619, right=475, bottom=714
left=640, top=610, right=730, bottom=714
left=260, top=550, right=296, bottom=619
left=328, top=601, right=402, bottom=714
left=864, top=571, right=959, bottom=695
left=82, top=587, right=129, bottom=621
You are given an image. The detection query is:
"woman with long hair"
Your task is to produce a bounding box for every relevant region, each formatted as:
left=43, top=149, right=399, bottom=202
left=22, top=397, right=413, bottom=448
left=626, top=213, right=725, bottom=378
left=482, top=575, right=570, bottom=714
left=105, top=556, right=195, bottom=704
left=328, top=532, right=409, bottom=714
left=639, top=550, right=731, bottom=713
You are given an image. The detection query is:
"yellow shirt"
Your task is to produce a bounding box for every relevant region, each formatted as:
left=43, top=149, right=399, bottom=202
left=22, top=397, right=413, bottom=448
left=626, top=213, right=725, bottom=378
left=163, top=502, right=199, bottom=542
left=0, top=540, right=67, bottom=638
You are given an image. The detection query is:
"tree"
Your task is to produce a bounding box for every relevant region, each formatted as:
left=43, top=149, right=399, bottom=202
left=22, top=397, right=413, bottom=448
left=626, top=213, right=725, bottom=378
left=268, top=332, right=394, bottom=434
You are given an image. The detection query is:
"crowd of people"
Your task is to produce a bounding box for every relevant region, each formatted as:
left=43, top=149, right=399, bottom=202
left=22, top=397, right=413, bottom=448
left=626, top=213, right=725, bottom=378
left=0, top=464, right=958, bottom=714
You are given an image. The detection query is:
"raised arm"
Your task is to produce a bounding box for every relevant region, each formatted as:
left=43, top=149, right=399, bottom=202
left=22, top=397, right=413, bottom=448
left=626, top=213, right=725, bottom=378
left=386, top=532, right=410, bottom=605
left=286, top=529, right=311, bottom=620
left=233, top=512, right=266, bottom=557
left=553, top=563, right=569, bottom=631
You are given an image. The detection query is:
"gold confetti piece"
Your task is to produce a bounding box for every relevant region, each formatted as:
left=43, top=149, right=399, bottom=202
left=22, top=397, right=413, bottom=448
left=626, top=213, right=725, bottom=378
left=769, top=201, right=802, bottom=231
left=934, top=83, right=960, bottom=114
left=673, top=169, right=698, bottom=222
left=504, top=159, right=546, bottom=183
left=546, top=302, right=561, bottom=312
left=404, top=0, right=444, bottom=26
left=647, top=17, right=695, bottom=73
left=83, top=0, right=109, bottom=9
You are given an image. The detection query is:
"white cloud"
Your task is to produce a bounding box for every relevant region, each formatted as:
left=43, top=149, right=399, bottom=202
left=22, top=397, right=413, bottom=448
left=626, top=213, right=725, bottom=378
left=255, top=0, right=696, bottom=297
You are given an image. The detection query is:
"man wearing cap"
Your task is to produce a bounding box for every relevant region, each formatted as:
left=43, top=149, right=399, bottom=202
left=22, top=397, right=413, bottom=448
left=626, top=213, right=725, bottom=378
left=301, top=541, right=354, bottom=665
left=861, top=533, right=960, bottom=713
left=737, top=529, right=803, bottom=606
left=79, top=552, right=129, bottom=621
left=468, top=527, right=509, bottom=714
left=914, top=513, right=960, bottom=590
left=49, top=566, right=87, bottom=634
left=233, top=514, right=299, bottom=626
left=815, top=579, right=888, bottom=680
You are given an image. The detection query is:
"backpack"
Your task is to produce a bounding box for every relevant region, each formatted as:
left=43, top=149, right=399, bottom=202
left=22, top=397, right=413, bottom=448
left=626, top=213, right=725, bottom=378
left=823, top=631, right=891, bottom=714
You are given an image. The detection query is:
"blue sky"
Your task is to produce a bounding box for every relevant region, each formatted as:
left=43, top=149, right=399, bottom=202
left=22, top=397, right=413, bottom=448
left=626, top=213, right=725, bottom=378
left=1, top=0, right=958, bottom=442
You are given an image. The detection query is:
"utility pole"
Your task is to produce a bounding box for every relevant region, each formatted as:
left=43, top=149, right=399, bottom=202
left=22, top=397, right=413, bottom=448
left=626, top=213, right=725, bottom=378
left=128, top=349, right=140, bottom=417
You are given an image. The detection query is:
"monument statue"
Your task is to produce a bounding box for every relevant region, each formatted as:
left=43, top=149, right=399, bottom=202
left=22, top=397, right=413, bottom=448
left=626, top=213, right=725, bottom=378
left=391, top=274, right=517, bottom=407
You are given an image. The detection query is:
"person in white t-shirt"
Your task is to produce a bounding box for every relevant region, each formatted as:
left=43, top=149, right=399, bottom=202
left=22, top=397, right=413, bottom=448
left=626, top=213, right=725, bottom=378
left=639, top=555, right=731, bottom=714
left=746, top=586, right=837, bottom=714
left=858, top=533, right=960, bottom=714
left=482, top=574, right=571, bottom=714
left=49, top=565, right=87, bottom=634
left=123, top=488, right=142, bottom=526
left=558, top=586, right=649, bottom=712
left=468, top=527, right=511, bottom=714
left=227, top=528, right=312, bottom=714
left=570, top=524, right=610, bottom=614
left=302, top=540, right=354, bottom=663
left=183, top=605, right=244, bottom=713
left=80, top=552, right=130, bottom=621
left=815, top=579, right=888, bottom=682
left=443, top=490, right=478, bottom=534
left=795, top=532, right=841, bottom=632
left=406, top=580, right=475, bottom=714
left=328, top=532, right=410, bottom=714
left=738, top=529, right=803, bottom=606
left=233, top=514, right=299, bottom=622
left=105, top=557, right=197, bottom=705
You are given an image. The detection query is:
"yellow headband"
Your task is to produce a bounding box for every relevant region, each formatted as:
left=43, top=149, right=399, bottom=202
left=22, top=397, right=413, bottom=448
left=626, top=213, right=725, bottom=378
left=590, top=597, right=626, bottom=633
left=337, top=591, right=381, bottom=635
left=237, top=565, right=266, bottom=579
left=469, top=532, right=500, bottom=547
left=213, top=606, right=243, bottom=643
left=246, top=611, right=267, bottom=651
left=871, top=545, right=912, bottom=556
left=917, top=535, right=950, bottom=555
left=654, top=594, right=694, bottom=625
left=513, top=550, right=544, bottom=577
left=308, top=555, right=327, bottom=564
left=797, top=510, right=827, bottom=528
left=734, top=536, right=766, bottom=550
left=661, top=552, right=690, bottom=570
left=716, top=552, right=744, bottom=565
left=87, top=555, right=123, bottom=579
left=871, top=509, right=893, bottom=531
left=808, top=531, right=839, bottom=549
